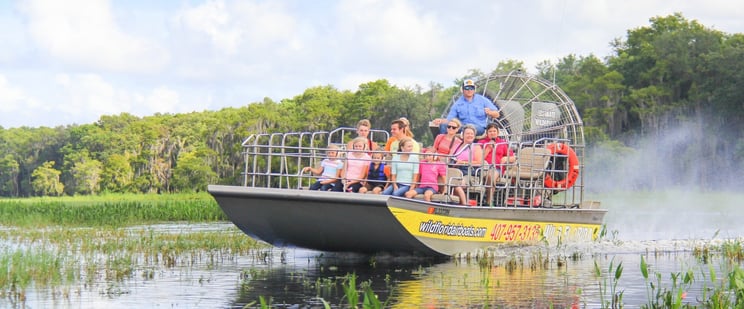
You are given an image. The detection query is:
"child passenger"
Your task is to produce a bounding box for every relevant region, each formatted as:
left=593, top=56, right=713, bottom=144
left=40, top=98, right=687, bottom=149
left=302, top=144, right=343, bottom=191
left=382, top=137, right=419, bottom=197
left=342, top=137, right=371, bottom=192
left=359, top=152, right=387, bottom=194
left=405, top=148, right=467, bottom=205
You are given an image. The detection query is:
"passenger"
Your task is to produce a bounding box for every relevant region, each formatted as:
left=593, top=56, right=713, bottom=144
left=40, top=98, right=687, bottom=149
left=359, top=152, right=387, bottom=194
left=346, top=119, right=379, bottom=152
left=478, top=123, right=516, bottom=204
left=432, top=79, right=500, bottom=136
left=405, top=147, right=467, bottom=205
left=432, top=118, right=463, bottom=159
left=302, top=144, right=344, bottom=191
left=478, top=123, right=515, bottom=173
left=384, top=118, right=420, bottom=177
left=384, top=118, right=419, bottom=154
left=342, top=137, right=371, bottom=192
left=382, top=138, right=419, bottom=197
left=399, top=117, right=415, bottom=138
left=449, top=124, right=484, bottom=176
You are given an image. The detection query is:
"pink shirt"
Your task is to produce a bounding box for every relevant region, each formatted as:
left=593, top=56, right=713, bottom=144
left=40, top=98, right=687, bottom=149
left=452, top=143, right=481, bottom=162
left=433, top=134, right=462, bottom=156
left=418, top=161, right=446, bottom=190
left=344, top=153, right=371, bottom=181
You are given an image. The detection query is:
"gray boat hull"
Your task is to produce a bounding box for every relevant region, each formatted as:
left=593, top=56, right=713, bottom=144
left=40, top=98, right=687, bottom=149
left=208, top=185, right=607, bottom=256
left=208, top=185, right=442, bottom=256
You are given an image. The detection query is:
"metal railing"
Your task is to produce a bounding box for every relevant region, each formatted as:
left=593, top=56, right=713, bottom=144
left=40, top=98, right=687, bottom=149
left=238, top=129, right=585, bottom=208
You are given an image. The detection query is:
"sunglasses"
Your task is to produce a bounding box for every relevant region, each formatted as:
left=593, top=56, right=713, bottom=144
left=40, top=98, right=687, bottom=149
left=463, top=86, right=475, bottom=90
left=447, top=125, right=459, bottom=129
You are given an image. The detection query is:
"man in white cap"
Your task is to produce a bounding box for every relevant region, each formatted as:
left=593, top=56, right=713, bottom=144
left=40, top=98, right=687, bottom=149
left=434, top=78, right=500, bottom=136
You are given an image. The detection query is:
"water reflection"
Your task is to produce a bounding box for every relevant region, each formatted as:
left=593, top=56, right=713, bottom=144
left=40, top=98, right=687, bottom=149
left=230, top=244, right=732, bottom=308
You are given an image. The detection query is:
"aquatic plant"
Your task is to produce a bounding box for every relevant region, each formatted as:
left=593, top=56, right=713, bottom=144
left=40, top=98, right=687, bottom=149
left=361, top=280, right=384, bottom=308
left=720, top=239, right=744, bottom=262
left=0, top=225, right=265, bottom=300
left=341, top=273, right=359, bottom=307
left=640, top=255, right=694, bottom=309
left=595, top=257, right=624, bottom=308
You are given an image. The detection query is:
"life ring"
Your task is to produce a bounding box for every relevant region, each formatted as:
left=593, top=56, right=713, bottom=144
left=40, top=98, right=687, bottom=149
left=544, top=143, right=579, bottom=190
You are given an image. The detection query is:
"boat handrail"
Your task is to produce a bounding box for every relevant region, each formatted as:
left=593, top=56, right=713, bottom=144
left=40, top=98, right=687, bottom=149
left=237, top=129, right=586, bottom=207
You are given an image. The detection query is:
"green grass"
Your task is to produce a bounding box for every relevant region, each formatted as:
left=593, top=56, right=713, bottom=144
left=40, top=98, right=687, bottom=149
left=0, top=192, right=227, bottom=227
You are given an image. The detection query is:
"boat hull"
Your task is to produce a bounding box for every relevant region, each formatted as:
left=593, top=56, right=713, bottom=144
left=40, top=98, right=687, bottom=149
left=388, top=197, right=606, bottom=255
left=208, top=185, right=607, bottom=256
left=208, top=185, right=442, bottom=256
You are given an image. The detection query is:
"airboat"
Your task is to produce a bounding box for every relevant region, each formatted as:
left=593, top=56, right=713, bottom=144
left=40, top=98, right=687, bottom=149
left=208, top=71, right=606, bottom=256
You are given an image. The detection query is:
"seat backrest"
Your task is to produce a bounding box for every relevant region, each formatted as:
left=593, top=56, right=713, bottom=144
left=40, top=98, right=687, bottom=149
left=446, top=167, right=464, bottom=188
left=505, top=147, right=551, bottom=180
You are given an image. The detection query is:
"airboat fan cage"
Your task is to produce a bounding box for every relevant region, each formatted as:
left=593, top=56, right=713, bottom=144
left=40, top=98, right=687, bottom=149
left=474, top=71, right=585, bottom=148
left=466, top=71, right=587, bottom=200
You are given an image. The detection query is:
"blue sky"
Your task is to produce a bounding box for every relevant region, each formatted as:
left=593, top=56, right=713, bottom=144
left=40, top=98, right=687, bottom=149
left=1, top=0, right=742, bottom=128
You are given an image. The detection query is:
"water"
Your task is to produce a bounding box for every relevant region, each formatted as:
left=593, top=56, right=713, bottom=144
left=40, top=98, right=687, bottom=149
left=2, top=191, right=743, bottom=308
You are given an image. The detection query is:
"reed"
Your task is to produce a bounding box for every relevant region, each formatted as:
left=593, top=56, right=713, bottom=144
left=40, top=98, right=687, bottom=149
left=0, top=192, right=226, bottom=227
left=0, top=225, right=266, bottom=298
left=693, top=238, right=744, bottom=263
left=0, top=246, right=80, bottom=301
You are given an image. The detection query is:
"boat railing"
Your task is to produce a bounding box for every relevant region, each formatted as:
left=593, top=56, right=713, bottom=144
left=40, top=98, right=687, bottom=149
left=240, top=129, right=389, bottom=189
left=491, top=137, right=585, bottom=208
left=239, top=129, right=585, bottom=208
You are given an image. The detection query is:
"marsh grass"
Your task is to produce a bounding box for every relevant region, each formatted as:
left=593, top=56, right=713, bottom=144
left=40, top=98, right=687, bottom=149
left=0, top=225, right=267, bottom=301
left=0, top=192, right=226, bottom=227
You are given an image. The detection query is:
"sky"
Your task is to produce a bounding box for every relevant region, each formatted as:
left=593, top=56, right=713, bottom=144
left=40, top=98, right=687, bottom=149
left=1, top=0, right=742, bottom=129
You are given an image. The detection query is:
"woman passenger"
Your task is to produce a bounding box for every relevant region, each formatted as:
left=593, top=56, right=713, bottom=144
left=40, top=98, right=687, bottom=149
left=478, top=123, right=515, bottom=204
left=449, top=124, right=484, bottom=176
left=433, top=118, right=463, bottom=159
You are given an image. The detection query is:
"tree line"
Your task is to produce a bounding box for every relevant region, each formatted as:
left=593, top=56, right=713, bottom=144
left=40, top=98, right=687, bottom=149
left=1, top=13, right=742, bottom=197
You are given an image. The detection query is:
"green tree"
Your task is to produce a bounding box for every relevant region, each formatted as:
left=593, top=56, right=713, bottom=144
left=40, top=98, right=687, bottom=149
left=287, top=86, right=349, bottom=131
left=101, top=153, right=134, bottom=192
left=0, top=154, right=20, bottom=196
left=610, top=13, right=725, bottom=136
left=543, top=55, right=626, bottom=143
left=342, top=79, right=396, bottom=126
left=70, top=157, right=103, bottom=195
left=31, top=161, right=64, bottom=196
left=172, top=150, right=217, bottom=192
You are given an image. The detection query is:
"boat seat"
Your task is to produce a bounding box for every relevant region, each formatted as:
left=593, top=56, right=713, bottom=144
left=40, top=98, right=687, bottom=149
left=413, top=167, right=464, bottom=204
left=493, top=146, right=551, bottom=207
left=499, top=147, right=551, bottom=183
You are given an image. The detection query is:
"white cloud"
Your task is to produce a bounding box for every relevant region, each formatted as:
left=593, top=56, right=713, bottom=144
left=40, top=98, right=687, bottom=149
left=3, top=0, right=744, bottom=129
left=336, top=0, right=449, bottom=62
left=19, top=0, right=169, bottom=73
left=0, top=75, right=35, bottom=112
left=0, top=74, right=48, bottom=128
left=145, top=87, right=181, bottom=114
left=173, top=0, right=302, bottom=55
left=54, top=73, right=130, bottom=122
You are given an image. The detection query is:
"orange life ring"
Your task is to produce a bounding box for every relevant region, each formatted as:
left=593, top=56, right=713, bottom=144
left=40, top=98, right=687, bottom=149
left=544, top=143, right=579, bottom=190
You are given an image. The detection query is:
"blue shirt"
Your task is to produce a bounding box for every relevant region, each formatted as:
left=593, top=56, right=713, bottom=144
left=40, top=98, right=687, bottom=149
left=319, top=159, right=343, bottom=181
left=390, top=154, right=419, bottom=185
left=446, top=94, right=499, bottom=131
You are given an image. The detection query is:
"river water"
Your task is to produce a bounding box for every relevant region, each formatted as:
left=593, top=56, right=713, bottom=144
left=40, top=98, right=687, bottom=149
left=2, top=190, right=743, bottom=308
